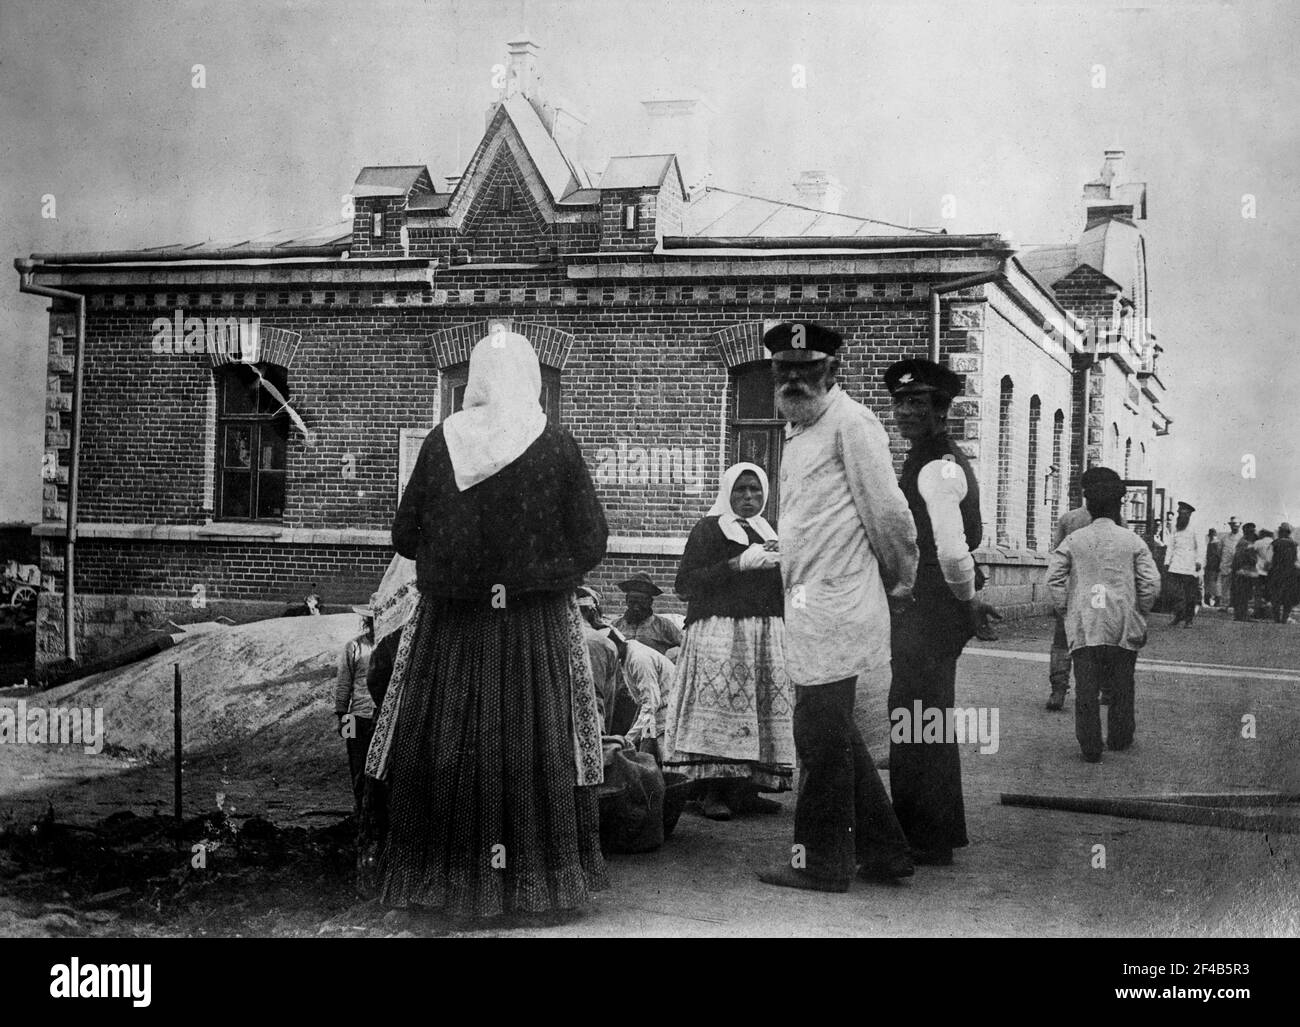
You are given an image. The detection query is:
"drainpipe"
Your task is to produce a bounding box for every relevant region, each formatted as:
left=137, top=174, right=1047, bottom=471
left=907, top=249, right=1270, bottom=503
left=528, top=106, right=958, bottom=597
left=928, top=262, right=1007, bottom=362
left=15, top=258, right=85, bottom=664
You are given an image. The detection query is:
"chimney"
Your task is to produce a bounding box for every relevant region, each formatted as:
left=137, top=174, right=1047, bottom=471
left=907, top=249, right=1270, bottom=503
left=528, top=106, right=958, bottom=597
left=793, top=170, right=843, bottom=214
left=641, top=96, right=717, bottom=197
left=503, top=39, right=541, bottom=101
left=1083, top=147, right=1147, bottom=226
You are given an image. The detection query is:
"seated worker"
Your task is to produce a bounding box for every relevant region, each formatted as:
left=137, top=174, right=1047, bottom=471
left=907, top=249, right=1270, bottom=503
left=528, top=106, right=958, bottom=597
left=577, top=586, right=622, bottom=730
left=612, top=572, right=683, bottom=658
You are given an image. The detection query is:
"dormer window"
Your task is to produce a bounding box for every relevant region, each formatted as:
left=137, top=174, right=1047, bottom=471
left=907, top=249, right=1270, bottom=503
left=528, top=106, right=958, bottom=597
left=623, top=203, right=638, bottom=231
left=371, top=211, right=385, bottom=239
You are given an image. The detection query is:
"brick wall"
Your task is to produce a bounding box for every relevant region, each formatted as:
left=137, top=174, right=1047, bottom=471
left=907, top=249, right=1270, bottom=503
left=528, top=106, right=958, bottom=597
left=35, top=270, right=1078, bottom=666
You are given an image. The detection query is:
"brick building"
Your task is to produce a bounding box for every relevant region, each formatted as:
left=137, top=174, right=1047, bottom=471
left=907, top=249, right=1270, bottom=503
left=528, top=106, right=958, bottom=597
left=17, top=40, right=1169, bottom=669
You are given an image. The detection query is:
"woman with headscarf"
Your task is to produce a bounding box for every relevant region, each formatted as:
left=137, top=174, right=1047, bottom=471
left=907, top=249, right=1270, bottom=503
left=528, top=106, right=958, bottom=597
left=1266, top=523, right=1299, bottom=624
left=367, top=332, right=608, bottom=918
left=662, top=462, right=794, bottom=820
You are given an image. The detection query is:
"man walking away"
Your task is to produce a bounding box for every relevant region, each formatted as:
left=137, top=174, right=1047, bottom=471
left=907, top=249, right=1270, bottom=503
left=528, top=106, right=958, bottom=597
left=1047, top=468, right=1161, bottom=762
left=1166, top=501, right=1203, bottom=627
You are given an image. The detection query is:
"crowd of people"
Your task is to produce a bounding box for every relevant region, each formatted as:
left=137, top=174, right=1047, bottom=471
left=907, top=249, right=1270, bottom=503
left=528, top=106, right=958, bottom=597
left=326, top=317, right=1297, bottom=922
left=1041, top=489, right=1298, bottom=762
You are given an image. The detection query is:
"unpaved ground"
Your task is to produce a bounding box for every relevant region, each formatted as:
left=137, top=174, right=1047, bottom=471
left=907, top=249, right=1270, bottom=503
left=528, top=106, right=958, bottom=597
left=1, top=609, right=1297, bottom=937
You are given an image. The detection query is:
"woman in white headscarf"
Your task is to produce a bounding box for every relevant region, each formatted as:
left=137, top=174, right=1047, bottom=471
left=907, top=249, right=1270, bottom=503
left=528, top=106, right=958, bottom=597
left=662, top=462, right=794, bottom=820
left=369, top=331, right=609, bottom=919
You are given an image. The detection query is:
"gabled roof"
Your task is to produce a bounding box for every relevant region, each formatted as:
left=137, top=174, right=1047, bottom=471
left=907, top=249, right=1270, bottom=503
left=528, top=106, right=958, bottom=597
left=1077, top=218, right=1142, bottom=298
left=680, top=188, right=935, bottom=239
left=496, top=94, right=582, bottom=202
left=352, top=166, right=431, bottom=199
left=1021, top=217, right=1143, bottom=297
left=1017, top=244, right=1079, bottom=290
left=598, top=155, right=682, bottom=192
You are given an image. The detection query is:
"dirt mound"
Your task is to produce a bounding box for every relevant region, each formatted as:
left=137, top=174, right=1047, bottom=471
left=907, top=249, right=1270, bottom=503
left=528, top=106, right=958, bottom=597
left=37, top=614, right=362, bottom=782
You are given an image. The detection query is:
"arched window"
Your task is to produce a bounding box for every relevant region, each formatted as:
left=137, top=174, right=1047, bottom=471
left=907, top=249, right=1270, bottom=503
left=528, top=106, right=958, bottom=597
left=1051, top=409, right=1065, bottom=527
left=215, top=363, right=290, bottom=521
left=440, top=363, right=562, bottom=424
left=996, top=376, right=1014, bottom=544
left=1026, top=396, right=1042, bottom=549
left=729, top=362, right=784, bottom=522
left=1111, top=423, right=1120, bottom=465
left=1124, top=437, right=1132, bottom=478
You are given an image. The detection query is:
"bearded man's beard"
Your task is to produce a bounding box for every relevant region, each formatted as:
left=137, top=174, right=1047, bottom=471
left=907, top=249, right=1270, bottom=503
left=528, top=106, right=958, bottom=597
left=776, top=379, right=831, bottom=423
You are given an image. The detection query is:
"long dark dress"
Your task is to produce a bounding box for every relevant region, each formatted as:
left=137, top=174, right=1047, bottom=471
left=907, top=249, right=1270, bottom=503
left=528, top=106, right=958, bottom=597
left=375, top=423, right=609, bottom=917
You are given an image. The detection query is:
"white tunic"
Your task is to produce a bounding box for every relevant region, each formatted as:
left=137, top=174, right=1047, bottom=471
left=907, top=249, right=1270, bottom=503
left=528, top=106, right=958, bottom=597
left=778, top=386, right=918, bottom=686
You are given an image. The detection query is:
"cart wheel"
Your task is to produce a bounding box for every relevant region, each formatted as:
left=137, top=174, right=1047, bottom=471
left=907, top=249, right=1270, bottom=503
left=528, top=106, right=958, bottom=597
left=10, top=586, right=36, bottom=607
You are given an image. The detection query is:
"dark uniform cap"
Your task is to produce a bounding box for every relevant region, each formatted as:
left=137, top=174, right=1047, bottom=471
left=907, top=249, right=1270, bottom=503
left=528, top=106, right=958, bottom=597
left=884, top=358, right=963, bottom=401
left=1176, top=501, right=1195, bottom=513
left=1080, top=465, right=1126, bottom=500
left=617, top=572, right=663, bottom=597
left=763, top=321, right=844, bottom=363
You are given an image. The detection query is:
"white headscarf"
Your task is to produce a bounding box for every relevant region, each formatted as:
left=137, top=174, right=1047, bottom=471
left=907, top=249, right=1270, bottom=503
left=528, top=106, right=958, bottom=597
left=442, top=331, right=549, bottom=491
left=708, top=462, right=778, bottom=546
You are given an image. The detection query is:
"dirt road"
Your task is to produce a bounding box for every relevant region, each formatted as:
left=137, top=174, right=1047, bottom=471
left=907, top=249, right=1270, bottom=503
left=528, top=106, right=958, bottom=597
left=1, top=609, right=1296, bottom=937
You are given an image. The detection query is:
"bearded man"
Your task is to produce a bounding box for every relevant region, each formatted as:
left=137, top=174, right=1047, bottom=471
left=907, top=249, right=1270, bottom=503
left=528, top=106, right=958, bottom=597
left=755, top=321, right=920, bottom=892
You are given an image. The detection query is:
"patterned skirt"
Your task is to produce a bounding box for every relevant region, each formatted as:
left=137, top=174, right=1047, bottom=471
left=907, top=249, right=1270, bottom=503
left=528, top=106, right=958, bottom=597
left=662, top=615, right=795, bottom=791
left=377, top=590, right=608, bottom=917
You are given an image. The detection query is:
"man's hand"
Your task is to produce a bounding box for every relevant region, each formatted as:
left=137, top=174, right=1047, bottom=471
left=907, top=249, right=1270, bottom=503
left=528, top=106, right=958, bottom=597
left=887, top=586, right=914, bottom=618
left=968, top=598, right=1002, bottom=641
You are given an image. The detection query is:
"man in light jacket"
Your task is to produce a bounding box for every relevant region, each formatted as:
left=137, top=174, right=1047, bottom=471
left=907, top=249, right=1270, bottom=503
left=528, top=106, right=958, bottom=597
left=756, top=321, right=919, bottom=892
left=1047, top=466, right=1161, bottom=762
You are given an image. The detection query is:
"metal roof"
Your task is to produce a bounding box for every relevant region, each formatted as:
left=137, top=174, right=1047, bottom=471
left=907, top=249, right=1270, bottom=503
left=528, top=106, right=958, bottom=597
left=598, top=155, right=679, bottom=190
left=680, top=188, right=936, bottom=239
left=497, top=94, right=581, bottom=202
left=352, top=166, right=431, bottom=198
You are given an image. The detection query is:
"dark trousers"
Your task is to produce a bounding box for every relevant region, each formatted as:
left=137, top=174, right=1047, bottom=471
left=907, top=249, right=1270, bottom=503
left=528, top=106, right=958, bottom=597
left=888, top=605, right=969, bottom=852
left=792, top=677, right=910, bottom=883
left=1169, top=573, right=1199, bottom=623
left=1049, top=613, right=1071, bottom=695
left=1072, top=645, right=1137, bottom=757
left=1233, top=574, right=1255, bottom=621
left=345, top=715, right=376, bottom=816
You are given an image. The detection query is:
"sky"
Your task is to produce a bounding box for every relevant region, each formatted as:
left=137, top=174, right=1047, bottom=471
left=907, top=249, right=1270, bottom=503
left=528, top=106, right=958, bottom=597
left=2, top=0, right=1297, bottom=535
